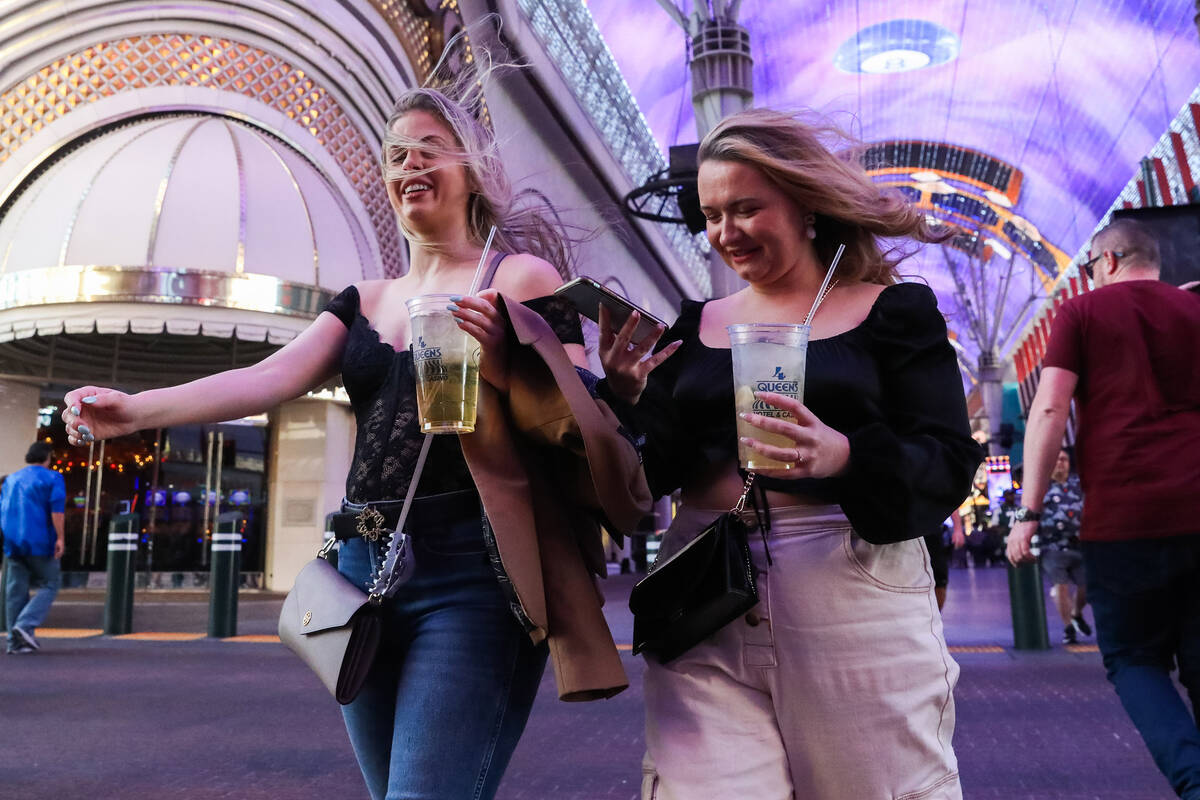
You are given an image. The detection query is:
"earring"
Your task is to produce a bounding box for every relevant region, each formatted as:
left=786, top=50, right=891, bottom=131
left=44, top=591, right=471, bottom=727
left=805, top=214, right=817, bottom=240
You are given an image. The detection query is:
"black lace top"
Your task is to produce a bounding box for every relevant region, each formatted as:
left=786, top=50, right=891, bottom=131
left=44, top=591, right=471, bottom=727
left=323, top=285, right=584, bottom=503
left=622, top=282, right=984, bottom=544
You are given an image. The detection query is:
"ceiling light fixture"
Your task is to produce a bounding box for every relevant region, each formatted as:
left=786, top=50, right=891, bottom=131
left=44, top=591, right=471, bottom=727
left=835, top=19, right=959, bottom=75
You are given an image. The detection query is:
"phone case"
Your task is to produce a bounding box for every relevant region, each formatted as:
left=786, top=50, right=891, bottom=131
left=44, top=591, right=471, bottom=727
left=555, top=278, right=666, bottom=344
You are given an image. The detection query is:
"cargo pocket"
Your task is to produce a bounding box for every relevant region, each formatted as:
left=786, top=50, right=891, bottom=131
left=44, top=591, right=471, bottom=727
left=844, top=531, right=934, bottom=593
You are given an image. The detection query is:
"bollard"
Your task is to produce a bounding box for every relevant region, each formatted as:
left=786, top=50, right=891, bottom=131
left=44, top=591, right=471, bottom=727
left=104, top=513, right=140, bottom=635
left=1007, top=559, right=1050, bottom=650
left=208, top=511, right=243, bottom=638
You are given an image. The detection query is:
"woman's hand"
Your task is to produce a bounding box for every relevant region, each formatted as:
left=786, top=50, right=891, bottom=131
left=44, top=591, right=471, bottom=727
left=61, top=387, right=139, bottom=445
left=738, top=391, right=851, bottom=480
left=449, top=290, right=511, bottom=392
left=597, top=305, right=680, bottom=405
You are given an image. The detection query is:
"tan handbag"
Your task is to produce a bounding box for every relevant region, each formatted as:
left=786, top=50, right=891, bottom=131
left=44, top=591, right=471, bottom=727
left=278, top=547, right=383, bottom=704
left=277, top=436, right=431, bottom=704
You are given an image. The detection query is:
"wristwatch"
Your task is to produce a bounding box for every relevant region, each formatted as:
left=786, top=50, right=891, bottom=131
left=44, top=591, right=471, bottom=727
left=1013, top=507, right=1042, bottom=523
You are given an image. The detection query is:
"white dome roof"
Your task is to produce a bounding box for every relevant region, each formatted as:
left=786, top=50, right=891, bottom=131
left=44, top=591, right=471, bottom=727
left=0, top=114, right=375, bottom=288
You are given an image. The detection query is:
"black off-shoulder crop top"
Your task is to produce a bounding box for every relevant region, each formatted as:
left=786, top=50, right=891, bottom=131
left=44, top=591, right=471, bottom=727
left=323, top=285, right=584, bottom=503
left=622, top=282, right=984, bottom=544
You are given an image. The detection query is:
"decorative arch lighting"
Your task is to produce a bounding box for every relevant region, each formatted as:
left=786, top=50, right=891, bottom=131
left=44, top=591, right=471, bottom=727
left=834, top=19, right=959, bottom=75
left=985, top=189, right=1015, bottom=209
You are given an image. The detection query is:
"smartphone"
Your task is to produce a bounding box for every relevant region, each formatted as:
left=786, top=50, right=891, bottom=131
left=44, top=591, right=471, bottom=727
left=555, top=277, right=667, bottom=344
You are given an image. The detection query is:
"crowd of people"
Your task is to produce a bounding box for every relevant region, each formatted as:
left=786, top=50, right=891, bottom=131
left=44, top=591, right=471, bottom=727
left=3, top=31, right=1193, bottom=800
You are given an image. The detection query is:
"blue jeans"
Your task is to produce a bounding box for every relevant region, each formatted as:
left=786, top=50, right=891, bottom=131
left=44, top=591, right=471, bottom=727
left=336, top=514, right=547, bottom=800
left=5, top=554, right=61, bottom=645
left=1083, top=536, right=1200, bottom=799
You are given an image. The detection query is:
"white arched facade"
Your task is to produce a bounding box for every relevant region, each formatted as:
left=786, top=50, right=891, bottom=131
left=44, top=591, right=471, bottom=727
left=0, top=0, right=435, bottom=589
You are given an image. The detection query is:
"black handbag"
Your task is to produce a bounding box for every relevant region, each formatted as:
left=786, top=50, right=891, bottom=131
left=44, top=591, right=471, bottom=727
left=629, top=473, right=763, bottom=663
left=278, top=435, right=430, bottom=704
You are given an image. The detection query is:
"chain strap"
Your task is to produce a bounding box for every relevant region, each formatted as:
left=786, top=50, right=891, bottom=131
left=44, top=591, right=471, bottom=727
left=365, top=433, right=433, bottom=603
left=731, top=472, right=756, bottom=515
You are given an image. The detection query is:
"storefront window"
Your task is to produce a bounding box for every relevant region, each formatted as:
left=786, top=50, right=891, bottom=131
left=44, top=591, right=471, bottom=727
left=37, top=397, right=270, bottom=581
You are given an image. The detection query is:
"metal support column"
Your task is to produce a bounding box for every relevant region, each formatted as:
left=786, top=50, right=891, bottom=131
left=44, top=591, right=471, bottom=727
left=208, top=511, right=242, bottom=638
left=104, top=513, right=139, bottom=635
left=1007, top=560, right=1050, bottom=650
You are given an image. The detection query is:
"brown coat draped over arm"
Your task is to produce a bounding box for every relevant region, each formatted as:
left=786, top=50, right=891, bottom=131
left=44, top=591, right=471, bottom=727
left=458, top=295, right=652, bottom=701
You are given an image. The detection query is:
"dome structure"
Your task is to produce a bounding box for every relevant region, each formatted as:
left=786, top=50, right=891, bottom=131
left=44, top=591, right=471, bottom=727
left=0, top=112, right=384, bottom=385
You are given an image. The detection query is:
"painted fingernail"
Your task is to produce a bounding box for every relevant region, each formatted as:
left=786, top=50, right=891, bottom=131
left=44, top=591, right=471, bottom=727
left=82, top=396, right=97, bottom=404
left=78, top=425, right=91, bottom=435
left=738, top=412, right=748, bottom=420
left=83, top=433, right=95, bottom=443
left=71, top=406, right=81, bottom=416
left=739, top=437, right=751, bottom=445
left=447, top=304, right=459, bottom=312
left=449, top=295, right=463, bottom=302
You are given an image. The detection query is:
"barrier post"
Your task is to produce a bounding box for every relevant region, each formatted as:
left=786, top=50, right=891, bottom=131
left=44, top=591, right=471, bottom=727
left=104, top=513, right=140, bottom=635
left=1007, top=560, right=1051, bottom=650
left=208, top=512, right=243, bottom=638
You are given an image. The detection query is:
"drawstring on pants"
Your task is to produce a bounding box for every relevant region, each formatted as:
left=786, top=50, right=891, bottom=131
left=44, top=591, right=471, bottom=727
left=749, top=479, right=773, bottom=566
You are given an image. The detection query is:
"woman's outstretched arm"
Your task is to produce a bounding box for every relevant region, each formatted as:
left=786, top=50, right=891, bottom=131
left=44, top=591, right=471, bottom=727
left=62, top=311, right=350, bottom=444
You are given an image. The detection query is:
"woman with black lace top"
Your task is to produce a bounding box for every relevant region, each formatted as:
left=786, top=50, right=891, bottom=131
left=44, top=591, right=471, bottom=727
left=59, top=74, right=616, bottom=798
left=601, top=110, right=983, bottom=800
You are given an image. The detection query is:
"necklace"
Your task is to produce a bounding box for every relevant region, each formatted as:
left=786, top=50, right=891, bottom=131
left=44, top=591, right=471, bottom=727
left=810, top=278, right=839, bottom=318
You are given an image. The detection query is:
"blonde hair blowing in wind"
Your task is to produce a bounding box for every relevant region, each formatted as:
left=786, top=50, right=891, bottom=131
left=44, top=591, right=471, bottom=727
left=380, top=18, right=575, bottom=278
left=698, top=108, right=949, bottom=285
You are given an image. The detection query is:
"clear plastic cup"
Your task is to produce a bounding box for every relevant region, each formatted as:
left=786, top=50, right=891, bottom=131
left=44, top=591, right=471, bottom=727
left=728, top=323, right=810, bottom=470
left=405, top=294, right=481, bottom=434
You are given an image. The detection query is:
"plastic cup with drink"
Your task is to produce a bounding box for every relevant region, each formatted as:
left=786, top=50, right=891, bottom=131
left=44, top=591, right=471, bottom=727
left=729, top=324, right=810, bottom=470
left=729, top=243, right=845, bottom=471
left=405, top=227, right=497, bottom=434
left=406, top=294, right=481, bottom=433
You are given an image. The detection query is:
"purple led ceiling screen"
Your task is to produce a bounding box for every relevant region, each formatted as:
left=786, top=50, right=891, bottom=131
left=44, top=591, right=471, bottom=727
left=589, top=1, right=1200, bottom=376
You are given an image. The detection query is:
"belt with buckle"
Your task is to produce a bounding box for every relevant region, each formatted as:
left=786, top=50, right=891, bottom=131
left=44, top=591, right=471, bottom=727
left=329, top=490, right=482, bottom=542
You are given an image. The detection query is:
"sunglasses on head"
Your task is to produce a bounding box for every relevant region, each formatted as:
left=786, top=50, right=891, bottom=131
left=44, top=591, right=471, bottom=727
left=1080, top=250, right=1125, bottom=281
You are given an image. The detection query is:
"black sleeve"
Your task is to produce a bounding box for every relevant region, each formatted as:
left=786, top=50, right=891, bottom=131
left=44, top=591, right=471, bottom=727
left=522, top=295, right=584, bottom=345
left=323, top=285, right=360, bottom=329
left=600, top=301, right=702, bottom=499
left=836, top=283, right=985, bottom=544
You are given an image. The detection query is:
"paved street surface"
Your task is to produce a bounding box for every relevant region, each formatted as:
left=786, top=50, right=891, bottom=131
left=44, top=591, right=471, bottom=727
left=0, top=565, right=1177, bottom=799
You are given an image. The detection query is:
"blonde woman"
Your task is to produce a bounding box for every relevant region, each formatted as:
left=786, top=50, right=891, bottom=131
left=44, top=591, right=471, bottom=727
left=601, top=109, right=983, bottom=799
left=60, top=64, right=642, bottom=798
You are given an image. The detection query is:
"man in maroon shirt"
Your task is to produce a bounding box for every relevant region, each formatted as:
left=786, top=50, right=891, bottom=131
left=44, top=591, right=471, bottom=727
left=1008, top=218, right=1200, bottom=799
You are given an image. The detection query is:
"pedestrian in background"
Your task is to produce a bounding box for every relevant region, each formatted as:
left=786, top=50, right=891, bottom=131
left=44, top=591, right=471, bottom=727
left=1009, top=218, right=1200, bottom=799
left=2, top=441, right=65, bottom=654
left=1038, top=448, right=1090, bottom=644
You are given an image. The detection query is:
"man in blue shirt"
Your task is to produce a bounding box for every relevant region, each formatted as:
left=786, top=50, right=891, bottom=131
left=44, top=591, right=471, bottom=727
left=2, top=442, right=66, bottom=654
